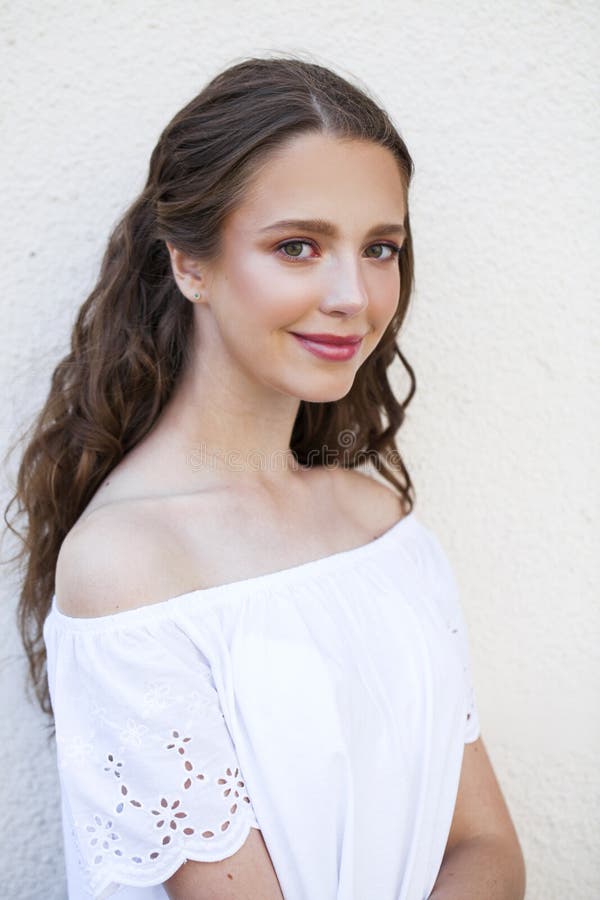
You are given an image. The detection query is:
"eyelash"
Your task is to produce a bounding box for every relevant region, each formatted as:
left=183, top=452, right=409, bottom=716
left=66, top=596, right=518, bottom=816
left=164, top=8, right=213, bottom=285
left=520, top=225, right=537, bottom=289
left=275, top=239, right=402, bottom=264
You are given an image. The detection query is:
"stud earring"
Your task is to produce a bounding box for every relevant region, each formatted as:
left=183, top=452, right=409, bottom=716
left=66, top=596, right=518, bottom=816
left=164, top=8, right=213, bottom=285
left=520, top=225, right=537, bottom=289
left=193, top=293, right=199, bottom=299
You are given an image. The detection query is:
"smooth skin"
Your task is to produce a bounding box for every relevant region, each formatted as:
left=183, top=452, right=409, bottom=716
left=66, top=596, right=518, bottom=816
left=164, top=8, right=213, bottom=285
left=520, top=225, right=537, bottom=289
left=430, top=738, right=526, bottom=899
left=56, top=131, right=524, bottom=898
left=163, top=827, right=283, bottom=900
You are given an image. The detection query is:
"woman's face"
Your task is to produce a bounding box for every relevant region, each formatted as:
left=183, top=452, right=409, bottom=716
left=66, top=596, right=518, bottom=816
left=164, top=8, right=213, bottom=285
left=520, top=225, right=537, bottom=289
left=196, top=131, right=407, bottom=403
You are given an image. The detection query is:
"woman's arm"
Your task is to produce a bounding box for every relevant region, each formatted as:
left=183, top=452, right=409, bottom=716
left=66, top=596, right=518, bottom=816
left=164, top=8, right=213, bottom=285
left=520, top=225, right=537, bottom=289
left=163, top=826, right=284, bottom=900
left=429, top=737, right=526, bottom=899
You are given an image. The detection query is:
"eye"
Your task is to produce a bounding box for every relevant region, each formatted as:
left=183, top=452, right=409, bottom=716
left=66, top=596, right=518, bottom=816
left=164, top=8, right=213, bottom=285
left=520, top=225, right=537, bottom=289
left=364, top=243, right=402, bottom=261
left=276, top=240, right=315, bottom=262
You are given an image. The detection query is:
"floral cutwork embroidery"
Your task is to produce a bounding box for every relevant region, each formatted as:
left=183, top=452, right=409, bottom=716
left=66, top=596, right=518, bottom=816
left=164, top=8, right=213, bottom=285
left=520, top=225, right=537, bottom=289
left=166, top=730, right=191, bottom=755
left=151, top=796, right=195, bottom=842
left=82, top=813, right=161, bottom=866
left=84, top=814, right=123, bottom=865
left=113, top=778, right=143, bottom=814
left=165, top=730, right=206, bottom=791
left=103, top=753, right=124, bottom=779
left=217, top=766, right=252, bottom=818
left=90, top=729, right=255, bottom=867
left=104, top=753, right=142, bottom=814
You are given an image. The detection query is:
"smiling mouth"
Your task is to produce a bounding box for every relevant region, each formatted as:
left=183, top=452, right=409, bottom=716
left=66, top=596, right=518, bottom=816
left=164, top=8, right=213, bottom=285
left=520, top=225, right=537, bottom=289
left=289, top=332, right=366, bottom=345
left=289, top=332, right=364, bottom=361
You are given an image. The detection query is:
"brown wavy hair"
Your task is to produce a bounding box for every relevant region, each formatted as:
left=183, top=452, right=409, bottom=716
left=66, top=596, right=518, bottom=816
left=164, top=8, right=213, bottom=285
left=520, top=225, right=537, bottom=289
left=2, top=52, right=417, bottom=727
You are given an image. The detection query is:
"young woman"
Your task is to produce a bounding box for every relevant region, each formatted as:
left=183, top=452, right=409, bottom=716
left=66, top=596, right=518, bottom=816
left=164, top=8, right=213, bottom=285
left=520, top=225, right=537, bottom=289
left=5, top=55, right=525, bottom=899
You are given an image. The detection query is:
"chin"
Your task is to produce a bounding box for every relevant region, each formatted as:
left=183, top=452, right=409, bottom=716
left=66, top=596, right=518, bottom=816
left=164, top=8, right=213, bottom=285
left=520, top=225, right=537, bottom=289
left=296, top=380, right=355, bottom=404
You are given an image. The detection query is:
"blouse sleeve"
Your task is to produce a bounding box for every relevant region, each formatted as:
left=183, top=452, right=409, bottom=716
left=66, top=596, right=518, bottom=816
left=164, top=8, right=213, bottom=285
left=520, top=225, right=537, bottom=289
left=425, top=528, right=482, bottom=744
left=43, top=608, right=261, bottom=899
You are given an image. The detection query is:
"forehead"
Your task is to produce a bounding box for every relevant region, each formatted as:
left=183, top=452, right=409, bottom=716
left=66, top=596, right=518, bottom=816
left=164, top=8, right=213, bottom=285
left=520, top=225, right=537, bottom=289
left=228, top=132, right=407, bottom=233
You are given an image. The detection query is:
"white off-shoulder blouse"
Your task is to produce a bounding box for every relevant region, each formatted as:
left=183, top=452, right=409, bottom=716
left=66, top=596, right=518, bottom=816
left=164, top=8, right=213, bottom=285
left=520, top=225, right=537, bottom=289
left=43, top=511, right=480, bottom=900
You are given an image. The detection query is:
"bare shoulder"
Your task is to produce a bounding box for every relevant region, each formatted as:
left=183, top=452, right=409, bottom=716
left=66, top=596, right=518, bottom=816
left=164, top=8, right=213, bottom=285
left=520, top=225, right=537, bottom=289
left=54, top=501, right=182, bottom=618
left=327, top=465, right=406, bottom=532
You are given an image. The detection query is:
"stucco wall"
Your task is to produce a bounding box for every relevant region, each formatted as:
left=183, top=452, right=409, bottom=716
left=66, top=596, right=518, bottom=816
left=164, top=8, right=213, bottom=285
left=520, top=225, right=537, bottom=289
left=1, top=2, right=598, bottom=897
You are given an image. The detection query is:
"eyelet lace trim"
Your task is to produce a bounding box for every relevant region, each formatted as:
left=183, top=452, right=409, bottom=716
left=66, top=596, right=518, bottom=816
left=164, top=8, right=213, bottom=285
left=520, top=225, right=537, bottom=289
left=70, top=727, right=259, bottom=894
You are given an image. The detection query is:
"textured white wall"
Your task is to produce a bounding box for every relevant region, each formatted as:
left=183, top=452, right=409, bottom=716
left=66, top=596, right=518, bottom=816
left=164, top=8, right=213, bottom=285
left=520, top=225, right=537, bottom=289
left=1, top=2, right=598, bottom=898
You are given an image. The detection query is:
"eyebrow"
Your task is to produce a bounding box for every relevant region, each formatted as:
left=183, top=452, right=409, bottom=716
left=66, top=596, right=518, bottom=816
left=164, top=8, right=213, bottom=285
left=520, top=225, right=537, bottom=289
left=259, top=218, right=407, bottom=239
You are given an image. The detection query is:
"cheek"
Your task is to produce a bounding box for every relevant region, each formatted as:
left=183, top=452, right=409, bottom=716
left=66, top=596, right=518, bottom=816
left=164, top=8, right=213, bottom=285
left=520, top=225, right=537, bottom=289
left=229, top=256, right=316, bottom=329
left=370, top=273, right=401, bottom=327
left=385, top=286, right=401, bottom=322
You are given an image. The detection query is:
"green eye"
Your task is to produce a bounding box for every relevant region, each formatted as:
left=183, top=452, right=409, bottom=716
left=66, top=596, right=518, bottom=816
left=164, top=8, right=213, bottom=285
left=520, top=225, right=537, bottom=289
left=365, top=243, right=401, bottom=260
left=277, top=240, right=313, bottom=261
left=282, top=241, right=304, bottom=256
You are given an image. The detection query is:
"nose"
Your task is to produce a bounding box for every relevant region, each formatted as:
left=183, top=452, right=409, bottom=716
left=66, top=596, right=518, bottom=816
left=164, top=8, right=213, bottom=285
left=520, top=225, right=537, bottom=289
left=318, top=251, right=370, bottom=317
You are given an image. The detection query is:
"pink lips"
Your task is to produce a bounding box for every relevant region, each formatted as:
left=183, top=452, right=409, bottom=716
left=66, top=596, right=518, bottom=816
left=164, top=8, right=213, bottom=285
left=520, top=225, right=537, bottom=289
left=290, top=331, right=364, bottom=361
left=291, top=332, right=364, bottom=345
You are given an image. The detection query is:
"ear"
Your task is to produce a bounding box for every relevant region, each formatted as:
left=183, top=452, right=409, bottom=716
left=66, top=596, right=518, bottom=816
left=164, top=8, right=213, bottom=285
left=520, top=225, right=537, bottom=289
left=165, top=241, right=206, bottom=302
